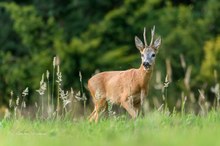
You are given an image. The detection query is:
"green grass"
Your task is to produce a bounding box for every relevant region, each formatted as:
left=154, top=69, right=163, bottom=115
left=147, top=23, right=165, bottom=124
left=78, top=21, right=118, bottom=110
left=1, top=111, right=220, bottom=146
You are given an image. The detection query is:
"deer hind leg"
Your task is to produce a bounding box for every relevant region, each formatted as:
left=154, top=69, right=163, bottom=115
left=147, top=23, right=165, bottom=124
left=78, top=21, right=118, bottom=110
left=88, top=108, right=96, bottom=120
left=89, top=98, right=107, bottom=122
left=88, top=108, right=97, bottom=122
left=88, top=87, right=100, bottom=122
left=88, top=102, right=98, bottom=122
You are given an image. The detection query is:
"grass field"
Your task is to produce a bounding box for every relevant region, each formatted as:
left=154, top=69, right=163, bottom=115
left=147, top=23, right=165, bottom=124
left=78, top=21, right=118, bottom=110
left=0, top=57, right=219, bottom=146
left=1, top=111, right=220, bottom=146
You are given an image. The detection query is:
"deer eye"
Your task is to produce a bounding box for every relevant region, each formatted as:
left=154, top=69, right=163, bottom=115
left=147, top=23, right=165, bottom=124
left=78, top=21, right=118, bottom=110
left=151, top=54, right=155, bottom=57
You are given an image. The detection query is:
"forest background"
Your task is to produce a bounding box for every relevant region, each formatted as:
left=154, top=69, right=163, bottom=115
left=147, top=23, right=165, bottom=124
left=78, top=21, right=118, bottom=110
left=0, top=0, right=219, bottom=113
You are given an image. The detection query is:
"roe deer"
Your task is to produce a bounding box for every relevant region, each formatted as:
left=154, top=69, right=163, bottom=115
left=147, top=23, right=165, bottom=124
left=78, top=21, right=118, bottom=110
left=88, top=26, right=161, bottom=122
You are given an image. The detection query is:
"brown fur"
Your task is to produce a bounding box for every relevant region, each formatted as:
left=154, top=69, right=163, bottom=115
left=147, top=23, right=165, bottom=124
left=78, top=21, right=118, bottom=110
left=88, top=65, right=153, bottom=122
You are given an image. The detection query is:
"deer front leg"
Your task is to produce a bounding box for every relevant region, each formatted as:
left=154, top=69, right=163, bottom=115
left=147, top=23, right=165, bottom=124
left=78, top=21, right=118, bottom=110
left=138, top=90, right=146, bottom=116
left=121, top=99, right=137, bottom=119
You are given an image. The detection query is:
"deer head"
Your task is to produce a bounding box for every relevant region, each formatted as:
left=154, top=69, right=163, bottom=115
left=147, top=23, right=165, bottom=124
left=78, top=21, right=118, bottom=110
left=135, top=26, right=161, bottom=70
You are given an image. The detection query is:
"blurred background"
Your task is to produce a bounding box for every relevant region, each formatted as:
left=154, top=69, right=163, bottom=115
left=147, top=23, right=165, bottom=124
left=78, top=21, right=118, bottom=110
left=0, top=0, right=219, bottom=114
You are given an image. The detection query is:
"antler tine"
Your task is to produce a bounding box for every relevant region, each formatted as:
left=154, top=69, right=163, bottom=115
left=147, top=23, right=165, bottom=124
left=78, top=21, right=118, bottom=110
left=150, top=25, right=155, bottom=46
left=143, top=27, right=147, bottom=47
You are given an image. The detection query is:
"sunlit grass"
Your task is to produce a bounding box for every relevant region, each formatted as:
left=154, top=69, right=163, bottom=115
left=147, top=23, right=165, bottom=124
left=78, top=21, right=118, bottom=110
left=1, top=111, right=220, bottom=146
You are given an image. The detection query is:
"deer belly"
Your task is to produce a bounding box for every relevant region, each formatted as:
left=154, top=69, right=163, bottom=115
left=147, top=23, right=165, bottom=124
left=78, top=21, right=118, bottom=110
left=106, top=94, right=121, bottom=104
left=106, top=92, right=142, bottom=105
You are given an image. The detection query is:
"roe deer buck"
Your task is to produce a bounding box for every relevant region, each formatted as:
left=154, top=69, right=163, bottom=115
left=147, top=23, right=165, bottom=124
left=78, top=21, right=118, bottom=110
left=88, top=26, right=161, bottom=122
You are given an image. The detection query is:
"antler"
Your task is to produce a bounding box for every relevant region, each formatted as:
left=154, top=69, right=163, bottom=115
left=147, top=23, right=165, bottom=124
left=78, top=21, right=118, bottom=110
left=149, top=25, right=155, bottom=46
left=143, top=27, right=147, bottom=47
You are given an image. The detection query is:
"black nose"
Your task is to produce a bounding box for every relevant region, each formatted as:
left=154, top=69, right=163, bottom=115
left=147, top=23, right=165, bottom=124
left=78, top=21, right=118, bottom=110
left=143, top=62, right=151, bottom=68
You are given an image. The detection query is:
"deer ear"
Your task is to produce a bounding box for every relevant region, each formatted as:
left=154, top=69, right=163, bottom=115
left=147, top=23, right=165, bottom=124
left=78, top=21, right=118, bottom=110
left=153, top=36, right=161, bottom=51
left=135, top=36, right=144, bottom=51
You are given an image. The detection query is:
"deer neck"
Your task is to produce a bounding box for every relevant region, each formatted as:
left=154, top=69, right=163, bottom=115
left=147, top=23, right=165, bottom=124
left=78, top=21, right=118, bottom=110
left=138, top=64, right=153, bottom=88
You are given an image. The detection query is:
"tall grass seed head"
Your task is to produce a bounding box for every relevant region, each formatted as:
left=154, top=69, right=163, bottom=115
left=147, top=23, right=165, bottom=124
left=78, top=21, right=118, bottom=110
left=22, top=87, right=29, bottom=97
left=164, top=75, right=170, bottom=88
left=9, top=99, right=13, bottom=108
left=36, top=74, right=47, bottom=95
left=10, top=91, right=13, bottom=97
left=53, top=57, right=56, bottom=68
left=79, top=71, right=82, bottom=82
left=16, top=96, right=20, bottom=106
left=46, top=70, right=50, bottom=80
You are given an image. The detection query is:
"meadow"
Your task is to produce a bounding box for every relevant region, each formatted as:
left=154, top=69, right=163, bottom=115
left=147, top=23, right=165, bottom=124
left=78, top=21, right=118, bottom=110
left=0, top=1, right=220, bottom=146
left=0, top=56, right=219, bottom=146
left=1, top=111, right=220, bottom=146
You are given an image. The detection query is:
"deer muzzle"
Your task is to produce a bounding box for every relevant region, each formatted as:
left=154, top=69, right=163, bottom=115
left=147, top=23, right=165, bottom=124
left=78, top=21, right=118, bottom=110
left=143, top=62, right=151, bottom=69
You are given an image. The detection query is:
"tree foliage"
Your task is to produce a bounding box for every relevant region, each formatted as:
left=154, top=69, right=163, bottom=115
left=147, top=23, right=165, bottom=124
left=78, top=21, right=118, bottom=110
left=0, top=0, right=219, bottom=105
